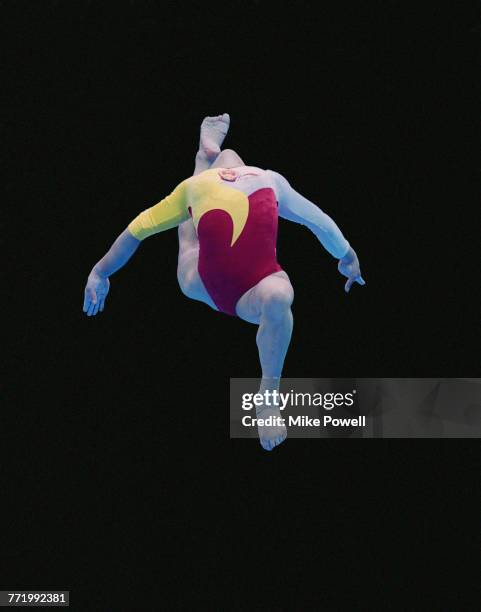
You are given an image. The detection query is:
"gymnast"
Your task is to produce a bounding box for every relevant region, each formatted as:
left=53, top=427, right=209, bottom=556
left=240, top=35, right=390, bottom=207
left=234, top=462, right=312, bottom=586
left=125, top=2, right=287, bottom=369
left=83, top=113, right=366, bottom=451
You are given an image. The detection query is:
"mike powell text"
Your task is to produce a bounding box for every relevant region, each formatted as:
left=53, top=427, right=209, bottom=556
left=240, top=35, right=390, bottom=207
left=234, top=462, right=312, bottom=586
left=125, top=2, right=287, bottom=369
left=241, top=415, right=367, bottom=428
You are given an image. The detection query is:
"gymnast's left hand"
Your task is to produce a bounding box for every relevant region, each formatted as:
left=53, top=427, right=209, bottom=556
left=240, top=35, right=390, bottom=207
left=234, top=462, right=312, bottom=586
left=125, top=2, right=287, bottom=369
left=337, top=247, right=366, bottom=293
left=83, top=269, right=110, bottom=316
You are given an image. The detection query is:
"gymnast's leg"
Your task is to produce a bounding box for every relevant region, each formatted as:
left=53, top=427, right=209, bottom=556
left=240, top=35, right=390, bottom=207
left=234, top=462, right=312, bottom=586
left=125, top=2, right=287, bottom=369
left=235, top=271, right=294, bottom=450
left=176, top=113, right=231, bottom=308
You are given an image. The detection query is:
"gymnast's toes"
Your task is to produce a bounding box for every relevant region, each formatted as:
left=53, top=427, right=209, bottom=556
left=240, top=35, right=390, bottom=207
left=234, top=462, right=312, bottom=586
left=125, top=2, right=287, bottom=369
left=259, top=430, right=287, bottom=451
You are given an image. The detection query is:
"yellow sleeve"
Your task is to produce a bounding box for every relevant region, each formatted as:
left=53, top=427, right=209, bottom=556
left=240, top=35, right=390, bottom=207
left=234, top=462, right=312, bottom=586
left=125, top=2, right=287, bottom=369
left=128, top=178, right=190, bottom=240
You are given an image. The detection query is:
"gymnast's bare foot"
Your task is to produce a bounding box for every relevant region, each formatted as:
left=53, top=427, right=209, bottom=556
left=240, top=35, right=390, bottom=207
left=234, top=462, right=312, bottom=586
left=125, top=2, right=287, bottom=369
left=199, top=113, right=230, bottom=161
left=256, top=403, right=288, bottom=451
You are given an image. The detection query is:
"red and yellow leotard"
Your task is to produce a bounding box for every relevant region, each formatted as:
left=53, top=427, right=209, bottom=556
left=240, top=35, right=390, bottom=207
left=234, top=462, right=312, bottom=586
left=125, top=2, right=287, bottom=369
left=128, top=167, right=283, bottom=316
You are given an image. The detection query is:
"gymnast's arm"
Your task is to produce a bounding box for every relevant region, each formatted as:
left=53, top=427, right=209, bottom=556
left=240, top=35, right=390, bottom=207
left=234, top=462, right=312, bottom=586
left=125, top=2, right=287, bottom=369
left=83, top=179, right=190, bottom=316
left=268, top=170, right=366, bottom=292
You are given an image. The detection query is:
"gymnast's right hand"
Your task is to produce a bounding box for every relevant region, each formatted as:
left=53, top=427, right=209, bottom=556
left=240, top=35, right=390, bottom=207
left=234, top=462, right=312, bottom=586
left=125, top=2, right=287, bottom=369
left=83, top=269, right=110, bottom=316
left=337, top=247, right=366, bottom=293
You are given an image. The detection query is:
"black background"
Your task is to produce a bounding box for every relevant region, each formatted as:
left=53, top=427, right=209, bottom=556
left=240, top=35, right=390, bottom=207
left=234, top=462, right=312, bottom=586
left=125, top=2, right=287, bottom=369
left=3, top=1, right=480, bottom=609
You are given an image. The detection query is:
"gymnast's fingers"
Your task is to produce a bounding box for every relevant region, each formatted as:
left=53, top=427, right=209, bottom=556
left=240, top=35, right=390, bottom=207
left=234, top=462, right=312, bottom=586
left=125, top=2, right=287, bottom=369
left=84, top=287, right=97, bottom=310
left=87, top=301, right=96, bottom=316
left=345, top=277, right=354, bottom=292
left=83, top=288, right=94, bottom=312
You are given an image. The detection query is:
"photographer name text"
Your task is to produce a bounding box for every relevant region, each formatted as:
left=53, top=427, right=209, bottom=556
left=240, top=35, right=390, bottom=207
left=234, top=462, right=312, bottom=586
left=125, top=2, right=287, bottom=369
left=241, top=415, right=366, bottom=428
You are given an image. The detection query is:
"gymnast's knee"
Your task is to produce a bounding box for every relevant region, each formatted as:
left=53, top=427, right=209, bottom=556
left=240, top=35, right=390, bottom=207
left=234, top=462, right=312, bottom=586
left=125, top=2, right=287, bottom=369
left=260, top=284, right=294, bottom=320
